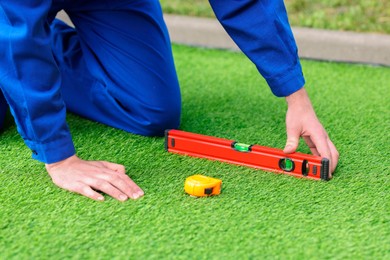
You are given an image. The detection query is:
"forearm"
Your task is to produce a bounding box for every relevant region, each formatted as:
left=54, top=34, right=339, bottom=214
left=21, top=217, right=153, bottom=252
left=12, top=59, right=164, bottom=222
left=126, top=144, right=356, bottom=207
left=209, top=0, right=305, bottom=96
left=0, top=1, right=75, bottom=163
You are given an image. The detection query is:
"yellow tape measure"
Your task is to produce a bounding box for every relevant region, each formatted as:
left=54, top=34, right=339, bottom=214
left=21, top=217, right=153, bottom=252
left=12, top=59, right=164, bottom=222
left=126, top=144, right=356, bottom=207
left=184, top=175, right=222, bottom=197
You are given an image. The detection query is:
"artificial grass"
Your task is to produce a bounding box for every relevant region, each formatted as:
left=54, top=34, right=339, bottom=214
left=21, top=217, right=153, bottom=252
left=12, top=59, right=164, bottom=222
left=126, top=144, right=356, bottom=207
left=0, top=45, right=389, bottom=259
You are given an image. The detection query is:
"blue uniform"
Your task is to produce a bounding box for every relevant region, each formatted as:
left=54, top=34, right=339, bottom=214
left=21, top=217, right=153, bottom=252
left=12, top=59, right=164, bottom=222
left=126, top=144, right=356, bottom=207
left=0, top=0, right=304, bottom=164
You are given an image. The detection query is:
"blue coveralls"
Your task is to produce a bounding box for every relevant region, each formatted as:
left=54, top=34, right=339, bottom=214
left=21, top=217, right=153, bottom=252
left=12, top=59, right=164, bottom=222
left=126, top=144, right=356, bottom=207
left=0, top=0, right=305, bottom=164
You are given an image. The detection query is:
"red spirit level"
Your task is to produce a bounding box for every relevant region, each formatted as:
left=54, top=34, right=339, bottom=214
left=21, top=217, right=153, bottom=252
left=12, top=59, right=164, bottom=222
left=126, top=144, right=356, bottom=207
left=165, top=129, right=330, bottom=181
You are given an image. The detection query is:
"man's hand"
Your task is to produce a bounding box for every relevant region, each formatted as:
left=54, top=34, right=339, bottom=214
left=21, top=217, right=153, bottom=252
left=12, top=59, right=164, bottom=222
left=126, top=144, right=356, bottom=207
left=46, top=155, right=144, bottom=201
left=284, top=87, right=339, bottom=178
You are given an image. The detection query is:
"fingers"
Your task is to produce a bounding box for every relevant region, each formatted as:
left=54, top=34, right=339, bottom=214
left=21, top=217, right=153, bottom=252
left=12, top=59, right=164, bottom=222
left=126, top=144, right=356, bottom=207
left=93, top=170, right=144, bottom=200
left=47, top=156, right=144, bottom=202
left=284, top=126, right=300, bottom=154
left=327, top=139, right=339, bottom=174
left=89, top=161, right=144, bottom=201
left=87, top=179, right=129, bottom=201
left=68, top=182, right=105, bottom=201
left=119, top=174, right=145, bottom=198
left=305, top=135, right=331, bottom=178
left=305, top=132, right=339, bottom=178
left=303, top=136, right=320, bottom=156
left=99, top=162, right=144, bottom=197
left=101, top=161, right=126, bottom=175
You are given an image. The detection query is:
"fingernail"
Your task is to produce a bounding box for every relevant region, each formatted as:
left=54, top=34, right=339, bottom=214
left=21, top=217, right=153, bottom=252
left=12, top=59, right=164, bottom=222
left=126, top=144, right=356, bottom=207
left=97, top=196, right=104, bottom=201
left=119, top=195, right=128, bottom=201
left=137, top=191, right=144, bottom=197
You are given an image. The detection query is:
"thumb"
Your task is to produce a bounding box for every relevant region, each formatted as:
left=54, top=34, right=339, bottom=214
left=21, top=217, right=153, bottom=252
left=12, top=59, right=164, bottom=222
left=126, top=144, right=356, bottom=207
left=283, top=129, right=300, bottom=154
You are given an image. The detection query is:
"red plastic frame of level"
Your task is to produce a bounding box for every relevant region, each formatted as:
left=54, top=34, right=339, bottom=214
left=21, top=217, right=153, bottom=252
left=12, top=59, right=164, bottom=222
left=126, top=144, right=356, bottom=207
left=165, top=129, right=330, bottom=181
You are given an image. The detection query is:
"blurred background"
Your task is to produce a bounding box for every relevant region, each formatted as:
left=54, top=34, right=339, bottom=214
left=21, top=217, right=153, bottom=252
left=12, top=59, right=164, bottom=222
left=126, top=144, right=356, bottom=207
left=160, top=0, right=390, bottom=34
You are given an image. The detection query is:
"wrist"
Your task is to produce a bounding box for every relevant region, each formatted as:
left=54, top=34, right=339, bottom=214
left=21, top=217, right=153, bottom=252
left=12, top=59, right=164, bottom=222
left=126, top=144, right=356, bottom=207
left=285, top=87, right=307, bottom=104
left=45, top=154, right=77, bottom=170
left=285, top=87, right=314, bottom=109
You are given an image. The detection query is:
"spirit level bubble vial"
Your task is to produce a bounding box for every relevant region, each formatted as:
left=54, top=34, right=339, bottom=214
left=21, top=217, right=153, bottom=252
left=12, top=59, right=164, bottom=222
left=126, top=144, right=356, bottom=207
left=165, top=129, right=330, bottom=181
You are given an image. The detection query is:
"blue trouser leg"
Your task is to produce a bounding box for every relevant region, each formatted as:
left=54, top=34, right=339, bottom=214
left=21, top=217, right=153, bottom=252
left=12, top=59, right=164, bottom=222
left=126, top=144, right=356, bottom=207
left=0, top=90, right=7, bottom=130
left=50, top=0, right=181, bottom=136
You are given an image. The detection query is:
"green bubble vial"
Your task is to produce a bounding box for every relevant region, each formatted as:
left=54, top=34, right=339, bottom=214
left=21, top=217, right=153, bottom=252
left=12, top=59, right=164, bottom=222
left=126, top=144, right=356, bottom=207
left=233, top=143, right=251, bottom=152
left=279, top=158, right=295, bottom=172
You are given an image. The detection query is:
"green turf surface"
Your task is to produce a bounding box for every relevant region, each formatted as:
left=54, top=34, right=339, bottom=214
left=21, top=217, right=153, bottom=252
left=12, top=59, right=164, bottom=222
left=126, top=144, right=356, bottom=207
left=0, top=45, right=389, bottom=259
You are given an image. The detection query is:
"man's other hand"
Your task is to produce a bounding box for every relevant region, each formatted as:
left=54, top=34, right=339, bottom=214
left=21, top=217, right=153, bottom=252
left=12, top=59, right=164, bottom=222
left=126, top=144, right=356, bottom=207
left=46, top=155, right=144, bottom=201
left=284, top=87, right=339, bottom=178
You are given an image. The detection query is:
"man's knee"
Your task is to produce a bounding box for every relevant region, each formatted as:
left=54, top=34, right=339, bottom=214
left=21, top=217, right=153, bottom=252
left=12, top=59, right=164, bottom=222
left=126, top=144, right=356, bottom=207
left=139, top=98, right=181, bottom=136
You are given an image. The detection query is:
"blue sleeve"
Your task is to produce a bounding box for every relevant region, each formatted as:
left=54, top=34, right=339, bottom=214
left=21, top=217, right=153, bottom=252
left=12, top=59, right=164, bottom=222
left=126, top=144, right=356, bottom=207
left=0, top=1, right=75, bottom=163
left=209, top=0, right=305, bottom=97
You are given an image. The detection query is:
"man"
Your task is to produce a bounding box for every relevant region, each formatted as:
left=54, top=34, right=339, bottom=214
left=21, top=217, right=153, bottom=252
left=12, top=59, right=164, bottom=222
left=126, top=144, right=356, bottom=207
left=0, top=0, right=339, bottom=201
